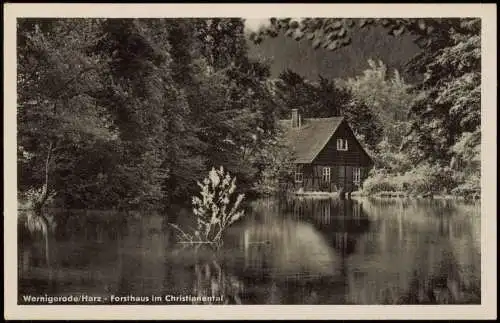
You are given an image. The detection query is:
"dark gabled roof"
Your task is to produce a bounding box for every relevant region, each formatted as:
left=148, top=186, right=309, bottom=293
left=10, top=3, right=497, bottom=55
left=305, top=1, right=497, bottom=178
left=278, top=117, right=345, bottom=164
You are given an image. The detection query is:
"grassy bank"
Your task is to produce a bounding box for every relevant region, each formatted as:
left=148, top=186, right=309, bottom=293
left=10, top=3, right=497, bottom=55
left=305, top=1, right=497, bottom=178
left=359, top=165, right=480, bottom=202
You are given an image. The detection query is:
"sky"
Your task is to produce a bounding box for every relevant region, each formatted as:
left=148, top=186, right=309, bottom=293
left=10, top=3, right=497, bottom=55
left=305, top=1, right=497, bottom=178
left=243, top=18, right=271, bottom=32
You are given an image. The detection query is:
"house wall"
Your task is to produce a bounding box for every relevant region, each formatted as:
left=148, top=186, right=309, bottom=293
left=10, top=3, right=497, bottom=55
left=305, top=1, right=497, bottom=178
left=288, top=164, right=369, bottom=193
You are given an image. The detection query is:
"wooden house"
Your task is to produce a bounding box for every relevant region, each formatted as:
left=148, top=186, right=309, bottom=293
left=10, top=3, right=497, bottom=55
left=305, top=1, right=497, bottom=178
left=279, top=109, right=374, bottom=193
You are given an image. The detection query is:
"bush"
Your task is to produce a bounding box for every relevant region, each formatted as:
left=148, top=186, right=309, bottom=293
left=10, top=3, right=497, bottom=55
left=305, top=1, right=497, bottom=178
left=404, top=164, right=457, bottom=195
left=362, top=163, right=459, bottom=196
left=362, top=170, right=399, bottom=194
left=169, top=166, right=246, bottom=250
left=451, top=173, right=480, bottom=200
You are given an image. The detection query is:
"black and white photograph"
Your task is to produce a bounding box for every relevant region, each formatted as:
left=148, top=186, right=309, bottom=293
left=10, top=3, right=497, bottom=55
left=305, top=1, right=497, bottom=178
left=4, top=3, right=497, bottom=320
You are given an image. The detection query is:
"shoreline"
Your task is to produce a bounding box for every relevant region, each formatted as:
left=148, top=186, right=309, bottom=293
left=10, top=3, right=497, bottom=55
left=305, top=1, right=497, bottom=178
left=350, top=191, right=481, bottom=202
left=277, top=190, right=481, bottom=203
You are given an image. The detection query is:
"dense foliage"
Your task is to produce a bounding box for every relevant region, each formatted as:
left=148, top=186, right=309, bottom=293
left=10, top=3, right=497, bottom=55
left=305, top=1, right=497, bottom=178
left=18, top=17, right=481, bottom=215
left=17, top=18, right=292, bottom=212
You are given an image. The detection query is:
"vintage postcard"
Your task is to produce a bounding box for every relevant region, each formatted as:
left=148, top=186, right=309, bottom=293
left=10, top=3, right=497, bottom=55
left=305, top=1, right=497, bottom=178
left=3, top=3, right=497, bottom=320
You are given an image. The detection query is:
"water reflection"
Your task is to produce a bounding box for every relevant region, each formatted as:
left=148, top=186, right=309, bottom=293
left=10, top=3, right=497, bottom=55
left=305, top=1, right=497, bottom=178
left=220, top=197, right=372, bottom=304
left=345, top=198, right=481, bottom=304
left=18, top=197, right=481, bottom=305
left=190, top=252, right=243, bottom=304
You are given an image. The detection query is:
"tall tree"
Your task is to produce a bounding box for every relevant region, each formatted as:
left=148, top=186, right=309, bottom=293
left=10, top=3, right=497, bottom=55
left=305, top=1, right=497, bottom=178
left=174, top=18, right=284, bottom=193
left=402, top=19, right=481, bottom=165
left=93, top=18, right=209, bottom=209
left=17, top=18, right=116, bottom=210
left=273, top=69, right=352, bottom=119
left=343, top=59, right=415, bottom=151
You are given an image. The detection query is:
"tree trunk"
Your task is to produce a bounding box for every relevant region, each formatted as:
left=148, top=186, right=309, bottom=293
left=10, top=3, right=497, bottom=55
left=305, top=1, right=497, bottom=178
left=32, top=141, right=54, bottom=283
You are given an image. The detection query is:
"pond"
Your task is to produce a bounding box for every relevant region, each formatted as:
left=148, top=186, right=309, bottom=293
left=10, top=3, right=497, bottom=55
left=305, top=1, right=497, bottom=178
left=17, top=197, right=481, bottom=305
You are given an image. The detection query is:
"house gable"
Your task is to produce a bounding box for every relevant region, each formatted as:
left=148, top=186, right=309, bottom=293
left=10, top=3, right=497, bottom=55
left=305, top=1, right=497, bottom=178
left=313, top=120, right=374, bottom=167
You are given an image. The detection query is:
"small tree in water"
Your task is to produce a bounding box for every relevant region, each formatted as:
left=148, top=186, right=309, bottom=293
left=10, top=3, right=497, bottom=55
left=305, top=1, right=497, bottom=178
left=170, top=166, right=245, bottom=249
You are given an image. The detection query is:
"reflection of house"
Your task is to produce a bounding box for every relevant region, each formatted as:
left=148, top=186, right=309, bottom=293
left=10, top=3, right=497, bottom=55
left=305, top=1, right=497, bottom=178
left=279, top=109, right=374, bottom=193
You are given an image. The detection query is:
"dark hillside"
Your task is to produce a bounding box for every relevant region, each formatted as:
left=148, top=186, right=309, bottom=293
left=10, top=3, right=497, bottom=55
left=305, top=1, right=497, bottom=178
left=247, top=25, right=421, bottom=82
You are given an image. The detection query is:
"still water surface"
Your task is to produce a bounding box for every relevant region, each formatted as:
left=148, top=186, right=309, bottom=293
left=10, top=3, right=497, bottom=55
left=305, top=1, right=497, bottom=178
left=18, top=197, right=481, bottom=305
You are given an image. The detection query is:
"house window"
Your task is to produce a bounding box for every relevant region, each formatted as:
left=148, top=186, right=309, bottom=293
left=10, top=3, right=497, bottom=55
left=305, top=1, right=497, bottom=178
left=322, top=167, right=331, bottom=183
left=353, top=167, right=361, bottom=185
left=294, top=164, right=303, bottom=183
left=337, top=139, right=348, bottom=151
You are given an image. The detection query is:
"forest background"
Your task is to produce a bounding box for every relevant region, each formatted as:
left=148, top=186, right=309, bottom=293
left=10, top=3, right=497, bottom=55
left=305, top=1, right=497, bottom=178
left=17, top=18, right=481, bottom=214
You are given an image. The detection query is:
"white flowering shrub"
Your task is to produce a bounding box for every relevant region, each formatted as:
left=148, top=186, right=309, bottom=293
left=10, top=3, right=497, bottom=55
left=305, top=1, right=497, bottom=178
left=170, top=166, right=245, bottom=249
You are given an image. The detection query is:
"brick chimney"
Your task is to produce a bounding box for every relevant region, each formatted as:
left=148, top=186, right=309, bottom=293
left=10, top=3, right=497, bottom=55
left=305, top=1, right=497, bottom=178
left=291, top=109, right=301, bottom=129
